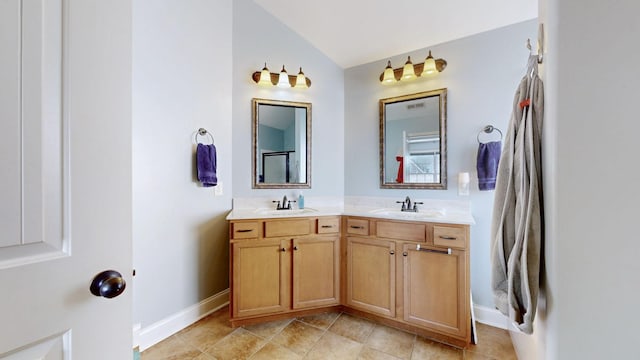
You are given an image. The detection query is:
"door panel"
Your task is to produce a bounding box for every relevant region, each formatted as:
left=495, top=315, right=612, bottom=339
left=232, top=239, right=289, bottom=317
left=0, top=1, right=132, bottom=358
left=293, top=236, right=340, bottom=308
left=403, top=245, right=466, bottom=337
left=0, top=0, right=64, bottom=261
left=346, top=237, right=395, bottom=317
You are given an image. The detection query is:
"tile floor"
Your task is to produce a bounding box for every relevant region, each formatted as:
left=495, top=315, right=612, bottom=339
left=141, top=306, right=516, bottom=360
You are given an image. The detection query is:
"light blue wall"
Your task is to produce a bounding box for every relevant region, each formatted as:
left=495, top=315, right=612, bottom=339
left=344, top=20, right=538, bottom=308
left=258, top=124, right=285, bottom=151
left=232, top=0, right=345, bottom=197
left=133, top=0, right=233, bottom=328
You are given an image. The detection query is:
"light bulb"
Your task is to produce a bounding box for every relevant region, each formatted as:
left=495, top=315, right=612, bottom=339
left=421, top=51, right=438, bottom=76
left=277, top=65, right=290, bottom=88
left=381, top=61, right=396, bottom=84
left=402, top=56, right=416, bottom=81
left=258, top=63, right=272, bottom=86
left=295, top=67, right=307, bottom=88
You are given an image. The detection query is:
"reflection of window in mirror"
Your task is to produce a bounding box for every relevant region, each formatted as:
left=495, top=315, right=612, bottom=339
left=252, top=98, right=311, bottom=189
left=380, top=89, right=447, bottom=189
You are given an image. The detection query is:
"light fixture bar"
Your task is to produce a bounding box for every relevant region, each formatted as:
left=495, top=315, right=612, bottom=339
left=379, top=53, right=447, bottom=83
left=252, top=64, right=312, bottom=88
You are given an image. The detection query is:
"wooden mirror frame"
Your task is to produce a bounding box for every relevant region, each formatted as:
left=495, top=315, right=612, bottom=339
left=379, top=89, right=447, bottom=189
left=252, top=98, right=312, bottom=189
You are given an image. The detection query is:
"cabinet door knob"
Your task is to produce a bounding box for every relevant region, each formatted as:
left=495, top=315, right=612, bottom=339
left=390, top=250, right=395, bottom=255
left=281, top=247, right=286, bottom=252
left=403, top=252, right=408, bottom=256
left=293, top=246, right=298, bottom=251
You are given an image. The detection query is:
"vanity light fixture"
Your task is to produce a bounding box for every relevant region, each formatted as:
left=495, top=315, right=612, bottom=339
left=252, top=63, right=312, bottom=88
left=380, top=51, right=447, bottom=85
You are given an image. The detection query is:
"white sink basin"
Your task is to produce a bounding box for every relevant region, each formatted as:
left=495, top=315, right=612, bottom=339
left=368, top=208, right=445, bottom=219
left=253, top=207, right=318, bottom=216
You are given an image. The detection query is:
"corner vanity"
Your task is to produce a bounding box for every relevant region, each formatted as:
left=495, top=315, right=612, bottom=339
left=226, top=198, right=475, bottom=348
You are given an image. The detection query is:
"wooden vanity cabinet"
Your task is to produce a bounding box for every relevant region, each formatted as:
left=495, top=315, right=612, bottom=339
left=229, top=217, right=340, bottom=325
left=342, top=217, right=471, bottom=347
left=229, top=214, right=471, bottom=347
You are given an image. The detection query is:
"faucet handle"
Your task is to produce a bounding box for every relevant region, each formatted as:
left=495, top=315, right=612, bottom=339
left=287, top=200, right=296, bottom=209
left=413, top=201, right=423, bottom=210
left=272, top=200, right=281, bottom=209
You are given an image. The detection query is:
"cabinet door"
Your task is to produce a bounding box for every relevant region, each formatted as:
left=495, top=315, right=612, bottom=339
left=292, top=235, right=340, bottom=309
left=346, top=237, right=396, bottom=317
left=402, top=244, right=468, bottom=338
left=232, top=239, right=290, bottom=318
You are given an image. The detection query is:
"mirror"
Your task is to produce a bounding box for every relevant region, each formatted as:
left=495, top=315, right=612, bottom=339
left=380, top=89, right=447, bottom=189
left=252, top=98, right=311, bottom=189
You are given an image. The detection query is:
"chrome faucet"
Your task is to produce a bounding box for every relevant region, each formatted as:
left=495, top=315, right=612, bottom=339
left=397, top=196, right=423, bottom=212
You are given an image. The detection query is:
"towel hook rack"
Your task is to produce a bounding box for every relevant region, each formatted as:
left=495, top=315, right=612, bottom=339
left=526, top=23, right=544, bottom=64
left=195, top=128, right=214, bottom=144
left=477, top=125, right=503, bottom=144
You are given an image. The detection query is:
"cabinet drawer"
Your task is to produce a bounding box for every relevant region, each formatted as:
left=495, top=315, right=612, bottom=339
left=377, top=221, right=425, bottom=242
left=433, top=225, right=467, bottom=249
left=346, top=218, right=369, bottom=235
left=317, top=217, right=340, bottom=234
left=264, top=219, right=311, bottom=237
left=231, top=222, right=259, bottom=239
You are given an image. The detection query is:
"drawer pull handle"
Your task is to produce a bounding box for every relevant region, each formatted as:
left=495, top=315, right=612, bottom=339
left=438, top=235, right=457, bottom=240
left=416, top=244, right=451, bottom=255
left=237, top=229, right=254, bottom=233
left=321, top=225, right=334, bottom=228
left=350, top=225, right=364, bottom=229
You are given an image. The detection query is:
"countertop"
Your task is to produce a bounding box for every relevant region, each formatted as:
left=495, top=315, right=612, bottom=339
left=225, top=197, right=475, bottom=225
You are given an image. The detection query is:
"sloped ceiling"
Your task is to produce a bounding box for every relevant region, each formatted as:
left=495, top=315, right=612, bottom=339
left=254, top=0, right=538, bottom=68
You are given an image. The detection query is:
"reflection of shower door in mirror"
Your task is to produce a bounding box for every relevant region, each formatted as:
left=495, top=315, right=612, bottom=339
left=262, top=151, right=291, bottom=183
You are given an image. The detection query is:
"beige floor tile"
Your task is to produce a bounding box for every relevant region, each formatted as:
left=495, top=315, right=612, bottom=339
left=177, top=316, right=235, bottom=352
left=297, top=311, right=340, bottom=330
left=462, top=351, right=496, bottom=360
left=358, top=346, right=403, bottom=360
left=193, top=353, right=217, bottom=360
left=141, top=335, right=202, bottom=360
left=365, top=325, right=416, bottom=360
left=328, top=313, right=376, bottom=343
left=272, top=320, right=325, bottom=356
left=465, top=324, right=516, bottom=360
left=411, top=336, right=463, bottom=360
left=250, top=342, right=302, bottom=360
left=304, top=332, right=363, bottom=360
left=243, top=318, right=293, bottom=340
left=205, top=328, right=266, bottom=360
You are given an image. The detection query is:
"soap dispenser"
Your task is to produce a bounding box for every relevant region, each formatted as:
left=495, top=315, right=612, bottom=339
left=298, top=192, right=305, bottom=209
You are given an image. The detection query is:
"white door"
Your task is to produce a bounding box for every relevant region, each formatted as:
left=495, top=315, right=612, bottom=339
left=0, top=1, right=132, bottom=358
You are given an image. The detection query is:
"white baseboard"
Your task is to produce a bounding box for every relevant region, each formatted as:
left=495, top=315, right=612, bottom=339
left=138, top=289, right=230, bottom=351
left=473, top=304, right=510, bottom=330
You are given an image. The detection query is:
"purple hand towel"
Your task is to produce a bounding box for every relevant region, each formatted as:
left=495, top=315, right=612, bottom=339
left=197, top=143, right=217, bottom=187
left=477, top=141, right=501, bottom=190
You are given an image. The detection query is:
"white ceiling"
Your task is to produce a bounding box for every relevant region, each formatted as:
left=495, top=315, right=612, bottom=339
left=254, top=0, right=538, bottom=69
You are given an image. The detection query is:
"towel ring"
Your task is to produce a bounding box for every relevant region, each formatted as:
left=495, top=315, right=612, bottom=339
left=477, top=125, right=503, bottom=144
left=195, top=128, right=214, bottom=144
